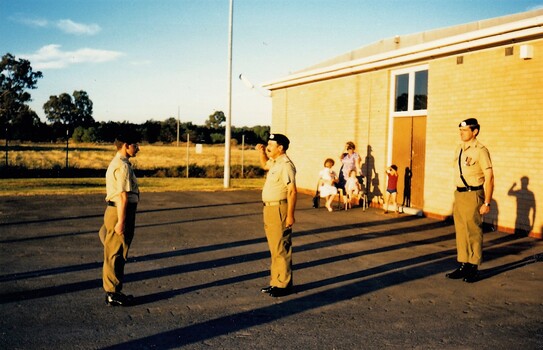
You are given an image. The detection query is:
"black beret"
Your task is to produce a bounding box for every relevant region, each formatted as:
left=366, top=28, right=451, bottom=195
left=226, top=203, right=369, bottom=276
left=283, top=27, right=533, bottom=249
left=268, top=133, right=290, bottom=149
left=116, top=130, right=141, bottom=145
left=458, top=118, right=479, bottom=128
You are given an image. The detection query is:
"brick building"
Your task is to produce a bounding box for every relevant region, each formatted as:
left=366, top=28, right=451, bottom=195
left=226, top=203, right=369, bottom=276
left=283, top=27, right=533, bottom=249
left=263, top=9, right=543, bottom=238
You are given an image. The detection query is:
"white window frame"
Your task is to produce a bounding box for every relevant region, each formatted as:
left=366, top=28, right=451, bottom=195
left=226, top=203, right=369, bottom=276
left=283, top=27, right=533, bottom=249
left=386, top=64, right=428, bottom=167
left=389, top=64, right=429, bottom=117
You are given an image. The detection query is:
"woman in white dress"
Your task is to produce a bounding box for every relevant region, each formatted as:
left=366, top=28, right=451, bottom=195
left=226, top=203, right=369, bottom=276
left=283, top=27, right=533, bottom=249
left=318, top=158, right=339, bottom=212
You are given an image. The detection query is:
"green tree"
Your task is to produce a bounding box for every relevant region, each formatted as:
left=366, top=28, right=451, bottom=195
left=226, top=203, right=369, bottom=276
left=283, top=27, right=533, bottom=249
left=72, top=126, right=85, bottom=142
left=73, top=90, right=94, bottom=127
left=252, top=125, right=270, bottom=143
left=205, top=110, right=226, bottom=129
left=0, top=53, right=43, bottom=164
left=10, top=105, right=44, bottom=141
left=43, top=90, right=94, bottom=130
left=159, top=117, right=178, bottom=143
left=43, top=93, right=73, bottom=126
left=141, top=120, right=161, bottom=143
left=81, top=126, right=97, bottom=143
left=210, top=132, right=225, bottom=144
left=72, top=126, right=97, bottom=143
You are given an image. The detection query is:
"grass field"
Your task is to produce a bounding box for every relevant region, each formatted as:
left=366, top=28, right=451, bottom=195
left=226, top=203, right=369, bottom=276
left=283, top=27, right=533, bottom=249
left=3, top=142, right=261, bottom=170
left=0, top=142, right=265, bottom=196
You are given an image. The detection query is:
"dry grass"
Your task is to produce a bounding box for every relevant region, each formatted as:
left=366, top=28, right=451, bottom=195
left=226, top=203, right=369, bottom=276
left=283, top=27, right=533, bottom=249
left=5, top=142, right=261, bottom=170
left=1, top=142, right=265, bottom=196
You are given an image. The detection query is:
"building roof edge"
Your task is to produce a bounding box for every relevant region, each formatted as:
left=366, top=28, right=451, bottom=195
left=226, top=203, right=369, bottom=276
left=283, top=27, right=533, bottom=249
left=263, top=9, right=543, bottom=90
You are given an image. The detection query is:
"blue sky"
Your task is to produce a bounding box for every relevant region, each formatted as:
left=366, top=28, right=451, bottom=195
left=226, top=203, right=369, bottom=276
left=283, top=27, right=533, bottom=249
left=1, top=0, right=542, bottom=127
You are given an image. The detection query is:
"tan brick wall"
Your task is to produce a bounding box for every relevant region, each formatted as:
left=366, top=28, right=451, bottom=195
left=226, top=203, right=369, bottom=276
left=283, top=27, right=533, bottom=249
left=427, top=40, right=543, bottom=236
left=271, top=72, right=390, bottom=199
left=270, top=39, right=543, bottom=237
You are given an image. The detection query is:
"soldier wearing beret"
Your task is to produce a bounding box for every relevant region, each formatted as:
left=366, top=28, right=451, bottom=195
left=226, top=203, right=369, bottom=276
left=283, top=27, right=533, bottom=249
left=256, top=133, right=297, bottom=297
left=99, top=131, right=141, bottom=306
left=446, top=118, right=494, bottom=283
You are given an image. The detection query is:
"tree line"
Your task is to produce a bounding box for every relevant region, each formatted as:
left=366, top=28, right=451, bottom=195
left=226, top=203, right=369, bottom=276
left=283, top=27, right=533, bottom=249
left=0, top=53, right=269, bottom=145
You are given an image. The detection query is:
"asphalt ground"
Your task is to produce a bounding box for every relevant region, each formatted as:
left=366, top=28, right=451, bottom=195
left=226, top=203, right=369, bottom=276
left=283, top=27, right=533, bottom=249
left=0, top=191, right=541, bottom=349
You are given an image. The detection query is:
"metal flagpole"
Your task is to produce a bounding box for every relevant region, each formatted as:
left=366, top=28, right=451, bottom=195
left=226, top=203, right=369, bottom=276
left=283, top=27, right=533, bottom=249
left=223, top=0, right=233, bottom=188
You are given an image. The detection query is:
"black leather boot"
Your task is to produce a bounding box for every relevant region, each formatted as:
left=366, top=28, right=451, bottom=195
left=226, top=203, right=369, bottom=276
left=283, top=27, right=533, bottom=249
left=463, top=264, right=479, bottom=283
left=445, top=263, right=472, bottom=279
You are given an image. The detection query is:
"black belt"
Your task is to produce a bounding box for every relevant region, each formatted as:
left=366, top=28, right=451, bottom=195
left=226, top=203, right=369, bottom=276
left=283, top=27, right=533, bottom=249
left=457, top=185, right=483, bottom=192
left=263, top=199, right=287, bottom=206
left=107, top=201, right=138, bottom=207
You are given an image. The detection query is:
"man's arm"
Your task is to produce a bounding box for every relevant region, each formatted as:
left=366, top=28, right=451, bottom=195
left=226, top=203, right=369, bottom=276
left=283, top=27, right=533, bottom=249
left=115, top=191, right=128, bottom=235
left=480, top=167, right=494, bottom=215
left=285, top=182, right=297, bottom=228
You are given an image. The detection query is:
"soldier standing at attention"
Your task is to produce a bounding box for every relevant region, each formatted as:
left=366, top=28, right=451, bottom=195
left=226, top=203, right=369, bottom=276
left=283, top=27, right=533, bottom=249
left=256, top=133, right=297, bottom=297
left=99, top=131, right=140, bottom=306
left=446, top=118, right=494, bottom=283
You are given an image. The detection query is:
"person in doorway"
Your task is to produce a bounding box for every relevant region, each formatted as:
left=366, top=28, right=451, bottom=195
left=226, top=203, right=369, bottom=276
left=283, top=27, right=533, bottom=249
left=383, top=165, right=399, bottom=214
left=256, top=133, right=297, bottom=297
left=446, top=118, right=493, bottom=283
left=318, top=158, right=339, bottom=212
left=99, top=131, right=141, bottom=306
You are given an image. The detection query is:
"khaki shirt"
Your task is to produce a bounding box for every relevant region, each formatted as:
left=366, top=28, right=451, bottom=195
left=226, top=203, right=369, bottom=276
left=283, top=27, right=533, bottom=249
left=453, top=139, right=492, bottom=188
left=262, top=154, right=296, bottom=202
left=105, top=152, right=140, bottom=204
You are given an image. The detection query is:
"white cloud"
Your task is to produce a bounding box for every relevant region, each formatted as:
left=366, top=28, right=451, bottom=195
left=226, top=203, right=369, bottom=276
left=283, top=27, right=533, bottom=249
left=21, top=44, right=124, bottom=70
left=12, top=15, right=101, bottom=35
left=11, top=15, right=48, bottom=27
left=26, top=18, right=49, bottom=27
left=56, top=19, right=101, bottom=35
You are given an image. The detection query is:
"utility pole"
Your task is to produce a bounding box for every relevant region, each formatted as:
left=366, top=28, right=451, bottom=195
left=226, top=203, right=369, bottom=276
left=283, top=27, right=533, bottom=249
left=241, top=134, right=245, bottom=178
left=65, top=124, right=69, bottom=170
left=176, top=106, right=180, bottom=147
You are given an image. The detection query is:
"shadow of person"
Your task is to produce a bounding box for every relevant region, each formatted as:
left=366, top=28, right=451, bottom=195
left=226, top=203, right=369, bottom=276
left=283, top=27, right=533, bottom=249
left=371, top=173, right=383, bottom=204
left=508, top=176, right=536, bottom=236
left=402, top=166, right=412, bottom=208
left=362, top=145, right=376, bottom=201
left=477, top=252, right=542, bottom=282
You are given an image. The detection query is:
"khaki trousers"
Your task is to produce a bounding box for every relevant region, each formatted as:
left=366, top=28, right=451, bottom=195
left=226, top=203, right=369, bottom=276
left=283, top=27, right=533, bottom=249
left=453, top=190, right=484, bottom=266
left=263, top=203, right=292, bottom=288
left=99, top=204, right=137, bottom=293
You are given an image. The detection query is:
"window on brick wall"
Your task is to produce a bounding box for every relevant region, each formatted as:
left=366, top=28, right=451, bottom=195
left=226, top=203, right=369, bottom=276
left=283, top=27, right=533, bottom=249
left=391, top=65, right=428, bottom=116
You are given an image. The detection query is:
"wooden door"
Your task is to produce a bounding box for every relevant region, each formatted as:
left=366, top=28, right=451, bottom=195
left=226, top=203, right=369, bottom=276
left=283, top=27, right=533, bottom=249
left=391, top=117, right=426, bottom=208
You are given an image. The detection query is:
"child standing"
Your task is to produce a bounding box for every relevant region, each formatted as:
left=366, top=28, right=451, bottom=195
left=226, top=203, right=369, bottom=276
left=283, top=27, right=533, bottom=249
left=384, top=164, right=399, bottom=214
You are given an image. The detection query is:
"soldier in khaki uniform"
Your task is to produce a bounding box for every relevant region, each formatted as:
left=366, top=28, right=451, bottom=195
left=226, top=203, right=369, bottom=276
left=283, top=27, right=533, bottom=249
left=256, top=133, right=297, bottom=297
left=446, top=118, right=494, bottom=283
left=99, top=132, right=140, bottom=306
